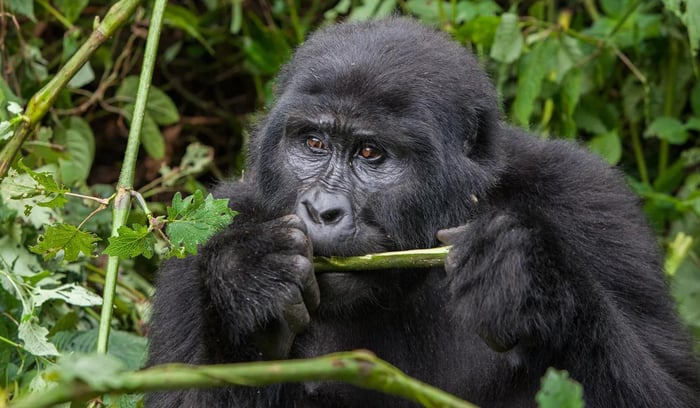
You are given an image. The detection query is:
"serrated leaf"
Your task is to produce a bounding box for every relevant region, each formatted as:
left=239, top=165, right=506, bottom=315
left=18, top=319, right=59, bottom=356
left=588, top=130, right=622, bottom=165
left=104, top=225, right=156, bottom=259
left=490, top=13, right=523, bottom=63
left=32, top=283, right=102, bottom=307
left=166, top=191, right=235, bottom=255
left=30, top=224, right=99, bottom=262
left=536, top=368, right=584, bottom=408
left=644, top=116, right=689, bottom=144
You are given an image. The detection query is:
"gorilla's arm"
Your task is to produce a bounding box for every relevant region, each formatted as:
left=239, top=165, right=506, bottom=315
left=145, top=182, right=317, bottom=408
left=441, top=131, right=700, bottom=407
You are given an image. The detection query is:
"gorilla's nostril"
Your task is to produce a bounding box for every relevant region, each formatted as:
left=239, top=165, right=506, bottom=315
left=320, top=209, right=344, bottom=224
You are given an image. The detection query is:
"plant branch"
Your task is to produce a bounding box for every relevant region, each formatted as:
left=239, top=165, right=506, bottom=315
left=10, top=351, right=477, bottom=408
left=314, top=247, right=450, bottom=273
left=97, top=0, right=167, bottom=354
left=0, top=0, right=143, bottom=178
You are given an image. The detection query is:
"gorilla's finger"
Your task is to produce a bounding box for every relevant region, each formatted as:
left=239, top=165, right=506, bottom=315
left=283, top=299, right=311, bottom=335
left=437, top=224, right=470, bottom=245
left=295, top=255, right=320, bottom=311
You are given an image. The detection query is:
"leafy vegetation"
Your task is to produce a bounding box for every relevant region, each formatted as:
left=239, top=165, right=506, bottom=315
left=0, top=0, right=698, bottom=406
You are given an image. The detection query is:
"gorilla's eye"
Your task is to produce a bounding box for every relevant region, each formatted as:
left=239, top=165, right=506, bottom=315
left=306, top=136, right=327, bottom=153
left=359, top=145, right=383, bottom=161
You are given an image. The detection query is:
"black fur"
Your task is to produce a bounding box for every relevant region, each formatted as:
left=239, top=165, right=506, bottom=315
left=146, top=18, right=700, bottom=407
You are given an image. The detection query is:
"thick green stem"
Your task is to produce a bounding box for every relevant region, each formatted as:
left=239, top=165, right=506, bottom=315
left=10, top=351, right=476, bottom=408
left=314, top=247, right=450, bottom=273
left=98, top=0, right=168, bottom=354
left=0, top=0, right=143, bottom=178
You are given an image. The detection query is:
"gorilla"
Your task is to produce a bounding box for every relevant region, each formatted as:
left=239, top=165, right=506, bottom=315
left=146, top=18, right=700, bottom=408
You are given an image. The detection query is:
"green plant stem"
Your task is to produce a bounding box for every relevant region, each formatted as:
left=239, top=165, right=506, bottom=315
left=314, top=247, right=450, bottom=273
left=10, top=351, right=477, bottom=408
left=97, top=0, right=167, bottom=354
left=36, top=0, right=74, bottom=30
left=629, top=122, right=649, bottom=185
left=0, top=0, right=143, bottom=179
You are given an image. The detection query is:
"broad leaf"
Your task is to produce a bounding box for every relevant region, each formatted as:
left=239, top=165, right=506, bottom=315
left=18, top=319, right=59, bottom=356
left=536, top=368, right=584, bottom=408
left=32, top=284, right=102, bottom=307
left=490, top=13, right=523, bottom=63
left=645, top=116, right=689, bottom=145
left=166, top=191, right=235, bottom=255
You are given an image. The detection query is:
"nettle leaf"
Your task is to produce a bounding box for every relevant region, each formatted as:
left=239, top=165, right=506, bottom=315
left=104, top=224, right=156, bottom=259
left=18, top=318, right=59, bottom=356
left=14, top=160, right=68, bottom=208
left=30, top=224, right=99, bottom=262
left=662, top=0, right=700, bottom=56
left=588, top=130, right=622, bottom=165
left=535, top=368, right=584, bottom=408
left=32, top=283, right=102, bottom=308
left=490, top=13, right=523, bottom=63
left=166, top=191, right=235, bottom=255
left=644, top=116, right=689, bottom=145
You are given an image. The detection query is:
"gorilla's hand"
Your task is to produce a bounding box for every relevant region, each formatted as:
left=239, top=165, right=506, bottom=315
left=438, top=212, right=537, bottom=353
left=198, top=214, right=320, bottom=360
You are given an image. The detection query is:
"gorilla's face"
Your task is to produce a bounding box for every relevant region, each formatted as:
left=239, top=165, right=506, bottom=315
left=246, top=19, right=500, bottom=308
left=282, top=111, right=416, bottom=257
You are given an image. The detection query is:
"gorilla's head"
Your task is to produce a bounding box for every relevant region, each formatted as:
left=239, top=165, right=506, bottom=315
left=248, top=18, right=501, bottom=261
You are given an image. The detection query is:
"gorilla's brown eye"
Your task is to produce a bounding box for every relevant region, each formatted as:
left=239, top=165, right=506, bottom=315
left=306, top=136, right=326, bottom=152
left=359, top=146, right=382, bottom=161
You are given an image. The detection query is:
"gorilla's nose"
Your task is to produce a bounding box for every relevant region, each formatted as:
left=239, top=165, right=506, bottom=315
left=297, top=187, right=352, bottom=227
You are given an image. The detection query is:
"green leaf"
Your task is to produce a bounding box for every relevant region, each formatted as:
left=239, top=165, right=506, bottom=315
left=644, top=116, right=689, bottom=144
left=121, top=103, right=166, bottom=160
left=164, top=5, right=214, bottom=55
left=166, top=191, right=235, bottom=255
left=30, top=224, right=99, bottom=262
left=490, top=13, right=523, bottom=63
left=53, top=353, right=126, bottom=388
left=14, top=160, right=68, bottom=208
left=6, top=0, right=35, bottom=21
left=55, top=117, right=95, bottom=186
left=588, top=130, right=622, bottom=165
left=690, top=83, right=700, bottom=116
left=512, top=37, right=557, bottom=126
left=117, top=76, right=180, bottom=126
left=53, top=329, right=147, bottom=371
left=32, top=283, right=102, bottom=307
left=140, top=113, right=166, bottom=159
left=67, top=62, right=95, bottom=89
left=536, top=368, right=584, bottom=408
left=662, top=0, right=700, bottom=56
left=54, top=0, right=89, bottom=23
left=18, top=319, right=59, bottom=356
left=104, top=225, right=156, bottom=259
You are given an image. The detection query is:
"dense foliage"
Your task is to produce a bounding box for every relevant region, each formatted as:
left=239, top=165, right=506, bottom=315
left=0, top=0, right=698, bottom=406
